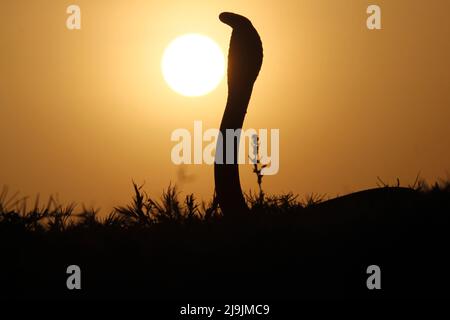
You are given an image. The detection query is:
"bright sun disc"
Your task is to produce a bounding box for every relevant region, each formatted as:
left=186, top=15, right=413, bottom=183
left=162, top=34, right=225, bottom=97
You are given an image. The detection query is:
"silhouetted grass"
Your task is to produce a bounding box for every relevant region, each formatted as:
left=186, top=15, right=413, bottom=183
left=0, top=181, right=325, bottom=232
left=0, top=179, right=449, bottom=300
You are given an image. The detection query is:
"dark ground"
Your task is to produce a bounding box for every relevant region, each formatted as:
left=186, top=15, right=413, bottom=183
left=0, top=181, right=449, bottom=300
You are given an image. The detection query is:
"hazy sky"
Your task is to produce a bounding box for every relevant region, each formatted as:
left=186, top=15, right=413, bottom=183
left=1, top=0, right=449, bottom=213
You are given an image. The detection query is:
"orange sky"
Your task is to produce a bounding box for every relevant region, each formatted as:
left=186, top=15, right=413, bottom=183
left=1, top=0, right=449, bottom=213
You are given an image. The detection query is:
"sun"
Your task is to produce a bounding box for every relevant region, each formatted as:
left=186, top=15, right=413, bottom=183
left=161, top=34, right=225, bottom=97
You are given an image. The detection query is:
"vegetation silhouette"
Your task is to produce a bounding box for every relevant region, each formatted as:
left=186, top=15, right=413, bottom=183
left=1, top=12, right=449, bottom=300
left=0, top=176, right=449, bottom=299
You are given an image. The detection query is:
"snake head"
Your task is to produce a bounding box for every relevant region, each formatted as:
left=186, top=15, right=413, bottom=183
left=219, top=12, right=252, bottom=29
left=219, top=12, right=263, bottom=88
